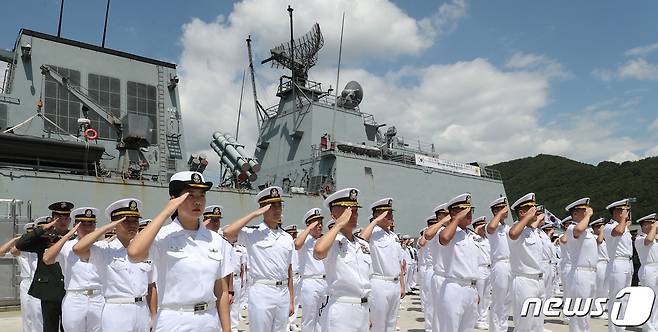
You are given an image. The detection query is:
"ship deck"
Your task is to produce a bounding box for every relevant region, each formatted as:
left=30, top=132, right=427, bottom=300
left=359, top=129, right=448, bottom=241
left=0, top=293, right=623, bottom=331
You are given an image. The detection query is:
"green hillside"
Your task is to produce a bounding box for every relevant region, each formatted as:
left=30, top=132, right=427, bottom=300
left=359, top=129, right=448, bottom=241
left=490, top=154, right=658, bottom=221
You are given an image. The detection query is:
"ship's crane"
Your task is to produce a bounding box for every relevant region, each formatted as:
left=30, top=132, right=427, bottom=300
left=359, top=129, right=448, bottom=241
left=39, top=64, right=122, bottom=137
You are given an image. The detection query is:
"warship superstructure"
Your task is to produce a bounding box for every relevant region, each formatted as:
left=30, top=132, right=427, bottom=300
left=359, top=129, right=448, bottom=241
left=0, top=21, right=506, bottom=304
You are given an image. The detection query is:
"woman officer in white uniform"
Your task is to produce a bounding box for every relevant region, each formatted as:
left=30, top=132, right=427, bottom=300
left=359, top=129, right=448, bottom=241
left=128, top=171, right=234, bottom=332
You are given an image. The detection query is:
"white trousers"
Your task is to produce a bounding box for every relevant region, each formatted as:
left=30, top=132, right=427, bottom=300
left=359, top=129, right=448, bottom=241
left=512, top=276, right=544, bottom=332
left=607, top=259, right=633, bottom=332
left=320, top=299, right=369, bottom=332
left=102, top=302, right=150, bottom=332
left=299, top=278, right=328, bottom=332
left=543, top=261, right=556, bottom=299
left=640, top=265, right=658, bottom=332
left=437, top=279, right=478, bottom=332
left=20, top=278, right=42, bottom=332
left=430, top=273, right=446, bottom=332
left=289, top=274, right=301, bottom=326
left=370, top=278, right=401, bottom=332
left=407, top=264, right=417, bottom=290
left=419, top=267, right=434, bottom=332
left=248, top=283, right=290, bottom=332
left=489, top=261, right=512, bottom=332
left=61, top=292, right=104, bottom=332
left=476, top=266, right=492, bottom=326
left=230, top=275, right=243, bottom=332
left=154, top=308, right=219, bottom=332
left=566, top=269, right=597, bottom=332
left=596, top=261, right=609, bottom=300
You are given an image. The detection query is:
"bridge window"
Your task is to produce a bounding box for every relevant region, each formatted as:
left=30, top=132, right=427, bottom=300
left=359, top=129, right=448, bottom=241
left=127, top=81, right=157, bottom=144
left=44, top=66, right=81, bottom=135
left=0, top=104, right=7, bottom=130
left=88, top=73, right=120, bottom=140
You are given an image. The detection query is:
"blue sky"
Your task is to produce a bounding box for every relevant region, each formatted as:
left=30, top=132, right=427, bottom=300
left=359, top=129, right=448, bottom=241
left=2, top=0, right=658, bottom=165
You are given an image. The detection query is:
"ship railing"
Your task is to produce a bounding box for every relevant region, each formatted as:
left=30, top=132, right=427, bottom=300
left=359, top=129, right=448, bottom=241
left=269, top=77, right=361, bottom=116
left=317, top=146, right=503, bottom=181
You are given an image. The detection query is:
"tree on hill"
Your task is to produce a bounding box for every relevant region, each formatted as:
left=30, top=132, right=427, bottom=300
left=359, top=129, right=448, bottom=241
left=491, top=154, right=658, bottom=222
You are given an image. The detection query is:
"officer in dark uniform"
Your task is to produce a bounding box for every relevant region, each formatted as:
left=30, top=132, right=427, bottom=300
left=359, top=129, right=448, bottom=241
left=15, top=201, right=74, bottom=332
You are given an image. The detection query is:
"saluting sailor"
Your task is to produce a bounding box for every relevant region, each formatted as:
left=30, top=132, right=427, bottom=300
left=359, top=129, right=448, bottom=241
left=73, top=199, right=157, bottom=332
left=635, top=213, right=658, bottom=331
left=485, top=197, right=513, bottom=332
left=360, top=197, right=404, bottom=332
left=590, top=217, right=609, bottom=318
left=508, top=193, right=545, bottom=332
left=416, top=215, right=437, bottom=332
left=223, top=186, right=295, bottom=332
left=437, top=193, right=479, bottom=332
left=424, top=202, right=451, bottom=332
left=603, top=198, right=634, bottom=332
left=16, top=202, right=74, bottom=332
left=564, top=197, right=597, bottom=332
left=43, top=206, right=104, bottom=332
left=472, top=216, right=492, bottom=330
left=294, top=208, right=328, bottom=332
left=128, top=171, right=234, bottom=331
left=313, top=188, right=372, bottom=332
left=203, top=205, right=223, bottom=233
left=0, top=221, right=43, bottom=332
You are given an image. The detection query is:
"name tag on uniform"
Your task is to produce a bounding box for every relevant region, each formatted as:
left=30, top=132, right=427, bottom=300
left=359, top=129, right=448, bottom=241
left=209, top=248, right=218, bottom=253
left=360, top=244, right=370, bottom=255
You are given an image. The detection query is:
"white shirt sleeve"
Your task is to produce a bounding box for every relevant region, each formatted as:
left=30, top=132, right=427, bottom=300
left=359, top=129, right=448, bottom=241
left=217, top=238, right=234, bottom=280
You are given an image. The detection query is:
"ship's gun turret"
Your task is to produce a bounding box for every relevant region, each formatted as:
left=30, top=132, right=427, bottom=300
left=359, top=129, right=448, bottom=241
left=210, top=132, right=259, bottom=182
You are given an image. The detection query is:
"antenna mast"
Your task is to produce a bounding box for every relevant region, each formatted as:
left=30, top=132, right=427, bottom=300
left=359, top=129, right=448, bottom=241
left=101, top=0, right=111, bottom=47
left=287, top=5, right=296, bottom=112
left=236, top=69, right=245, bottom=140
left=57, top=0, right=65, bottom=37
left=246, top=35, right=266, bottom=130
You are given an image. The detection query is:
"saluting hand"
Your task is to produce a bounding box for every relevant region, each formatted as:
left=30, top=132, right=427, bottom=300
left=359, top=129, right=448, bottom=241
left=64, top=222, right=81, bottom=238
left=253, top=204, right=271, bottom=217
left=335, top=208, right=353, bottom=228
left=497, top=205, right=509, bottom=219
left=621, top=209, right=630, bottom=223
left=372, top=210, right=389, bottom=224
left=44, top=217, right=60, bottom=230
left=584, top=206, right=594, bottom=218
left=165, top=192, right=190, bottom=213
left=454, top=207, right=471, bottom=221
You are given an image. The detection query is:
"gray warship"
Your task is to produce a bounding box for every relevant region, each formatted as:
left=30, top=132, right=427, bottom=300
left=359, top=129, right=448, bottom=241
left=0, top=19, right=506, bottom=304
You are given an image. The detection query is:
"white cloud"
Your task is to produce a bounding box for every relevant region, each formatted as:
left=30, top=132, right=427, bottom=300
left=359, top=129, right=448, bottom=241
left=608, top=151, right=640, bottom=163
left=177, top=0, right=652, bottom=177
left=625, top=42, right=658, bottom=57
left=618, top=58, right=658, bottom=80
left=649, top=118, right=658, bottom=130
left=645, top=145, right=658, bottom=158
left=505, top=52, right=571, bottom=79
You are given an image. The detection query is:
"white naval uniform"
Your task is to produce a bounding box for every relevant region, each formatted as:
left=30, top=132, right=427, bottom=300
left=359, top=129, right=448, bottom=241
left=437, top=228, right=479, bottom=332
left=238, top=223, right=294, bottom=332
left=559, top=238, right=572, bottom=308
left=429, top=227, right=447, bottom=332
left=89, top=238, right=155, bottom=332
left=17, top=251, right=42, bottom=332
left=370, top=225, right=403, bottom=332
left=635, top=233, right=658, bottom=331
left=298, top=235, right=327, bottom=332
left=596, top=240, right=609, bottom=300
left=151, top=218, right=234, bottom=332
left=565, top=225, right=598, bottom=332
left=539, top=231, right=556, bottom=298
left=230, top=244, right=247, bottom=332
left=417, top=240, right=434, bottom=332
left=56, top=239, right=104, bottom=332
left=474, top=234, right=492, bottom=328
left=488, top=222, right=513, bottom=332
left=401, top=246, right=412, bottom=293
left=603, top=220, right=634, bottom=332
left=289, top=249, right=301, bottom=328
left=406, top=246, right=418, bottom=291
left=508, top=226, right=544, bottom=332
left=320, top=233, right=372, bottom=332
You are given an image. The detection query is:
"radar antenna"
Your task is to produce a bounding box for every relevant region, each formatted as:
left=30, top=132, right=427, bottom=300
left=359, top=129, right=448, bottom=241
left=261, top=22, right=324, bottom=85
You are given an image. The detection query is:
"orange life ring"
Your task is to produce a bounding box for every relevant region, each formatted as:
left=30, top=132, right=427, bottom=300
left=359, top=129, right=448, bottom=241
left=84, top=128, right=98, bottom=140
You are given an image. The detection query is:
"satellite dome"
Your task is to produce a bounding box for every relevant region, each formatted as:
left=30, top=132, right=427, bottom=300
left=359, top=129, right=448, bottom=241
left=337, top=81, right=363, bottom=109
